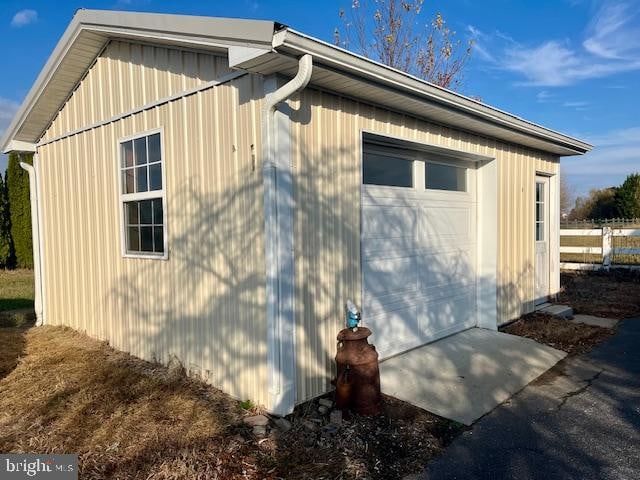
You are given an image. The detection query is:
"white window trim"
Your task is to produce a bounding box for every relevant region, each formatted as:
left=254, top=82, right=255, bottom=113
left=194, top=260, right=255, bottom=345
left=117, top=127, right=168, bottom=260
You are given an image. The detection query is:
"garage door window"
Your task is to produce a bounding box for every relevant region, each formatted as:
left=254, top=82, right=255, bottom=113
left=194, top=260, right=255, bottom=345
left=426, top=162, right=466, bottom=192
left=363, top=153, right=413, bottom=187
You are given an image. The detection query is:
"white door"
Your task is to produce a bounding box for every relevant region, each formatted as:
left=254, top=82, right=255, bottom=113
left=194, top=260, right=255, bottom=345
left=535, top=176, right=550, bottom=305
left=361, top=146, right=477, bottom=359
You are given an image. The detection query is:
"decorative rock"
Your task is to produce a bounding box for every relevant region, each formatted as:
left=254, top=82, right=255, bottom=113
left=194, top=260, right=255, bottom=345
left=318, top=398, right=333, bottom=408
left=243, top=415, right=269, bottom=427
left=318, top=405, right=329, bottom=415
left=273, top=417, right=292, bottom=432
left=252, top=425, right=267, bottom=437
left=329, top=409, right=342, bottom=426
left=302, top=420, right=317, bottom=431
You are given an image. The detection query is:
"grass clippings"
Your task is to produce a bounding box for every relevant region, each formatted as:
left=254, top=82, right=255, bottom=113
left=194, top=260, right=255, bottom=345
left=502, top=312, right=614, bottom=356
left=0, top=326, right=461, bottom=479
left=0, top=269, right=35, bottom=312
left=559, top=271, right=640, bottom=320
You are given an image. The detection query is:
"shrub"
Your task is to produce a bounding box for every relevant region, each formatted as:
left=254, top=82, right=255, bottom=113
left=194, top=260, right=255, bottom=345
left=6, top=154, right=33, bottom=269
left=615, top=173, right=640, bottom=219
left=0, top=172, right=15, bottom=268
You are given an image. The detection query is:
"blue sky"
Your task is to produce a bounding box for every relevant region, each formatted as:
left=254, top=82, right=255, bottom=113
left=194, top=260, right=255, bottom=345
left=0, top=0, right=638, bottom=198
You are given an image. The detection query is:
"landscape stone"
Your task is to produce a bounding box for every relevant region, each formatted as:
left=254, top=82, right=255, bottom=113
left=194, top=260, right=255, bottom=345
left=243, top=414, right=269, bottom=427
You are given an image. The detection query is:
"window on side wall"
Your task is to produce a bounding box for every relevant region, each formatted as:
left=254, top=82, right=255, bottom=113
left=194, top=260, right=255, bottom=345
left=119, top=131, right=166, bottom=258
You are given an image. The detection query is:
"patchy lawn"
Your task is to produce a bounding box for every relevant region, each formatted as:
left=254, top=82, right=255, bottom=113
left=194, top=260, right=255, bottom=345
left=0, top=269, right=34, bottom=312
left=502, top=313, right=613, bottom=356
left=503, top=271, right=640, bottom=355
left=559, top=270, right=640, bottom=319
left=0, top=326, right=460, bottom=479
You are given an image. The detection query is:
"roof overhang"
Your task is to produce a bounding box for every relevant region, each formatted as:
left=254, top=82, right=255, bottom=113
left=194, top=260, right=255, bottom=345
left=240, top=29, right=592, bottom=156
left=1, top=9, right=278, bottom=153
left=2, top=9, right=592, bottom=157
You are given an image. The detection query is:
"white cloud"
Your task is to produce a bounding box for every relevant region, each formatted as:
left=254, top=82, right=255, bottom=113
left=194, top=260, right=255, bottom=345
left=562, top=101, right=589, bottom=108
left=10, top=9, right=37, bottom=28
left=563, top=126, right=640, bottom=191
left=583, top=2, right=640, bottom=60
left=472, top=1, right=640, bottom=87
left=467, top=25, right=495, bottom=62
left=536, top=90, right=553, bottom=103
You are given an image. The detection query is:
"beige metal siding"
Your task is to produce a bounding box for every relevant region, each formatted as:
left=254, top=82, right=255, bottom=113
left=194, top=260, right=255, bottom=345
left=37, top=50, right=268, bottom=405
left=289, top=88, right=559, bottom=403
left=41, top=40, right=232, bottom=143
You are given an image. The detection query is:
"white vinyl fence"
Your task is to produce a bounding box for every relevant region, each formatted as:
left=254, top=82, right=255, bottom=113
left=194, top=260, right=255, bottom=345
left=560, top=227, right=640, bottom=270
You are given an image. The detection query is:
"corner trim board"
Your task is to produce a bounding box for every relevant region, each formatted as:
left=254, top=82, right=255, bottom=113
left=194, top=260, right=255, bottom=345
left=263, top=55, right=313, bottom=416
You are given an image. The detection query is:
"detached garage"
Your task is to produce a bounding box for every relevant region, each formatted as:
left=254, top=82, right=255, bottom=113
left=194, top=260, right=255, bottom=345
left=1, top=10, right=591, bottom=416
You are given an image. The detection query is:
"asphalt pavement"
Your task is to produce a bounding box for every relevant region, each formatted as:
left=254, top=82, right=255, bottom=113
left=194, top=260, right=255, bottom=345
left=422, top=318, right=640, bottom=480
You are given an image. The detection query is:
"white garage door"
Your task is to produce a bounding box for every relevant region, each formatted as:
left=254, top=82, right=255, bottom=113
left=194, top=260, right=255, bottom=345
left=361, top=144, right=477, bottom=359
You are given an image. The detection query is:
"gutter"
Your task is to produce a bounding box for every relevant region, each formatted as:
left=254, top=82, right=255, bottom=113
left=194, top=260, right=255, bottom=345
left=263, top=54, right=312, bottom=416
left=19, top=157, right=45, bottom=326
left=274, top=29, right=592, bottom=156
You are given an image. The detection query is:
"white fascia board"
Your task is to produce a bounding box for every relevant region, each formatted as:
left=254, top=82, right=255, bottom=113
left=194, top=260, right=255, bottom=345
left=274, top=29, right=592, bottom=156
left=2, top=140, right=36, bottom=154
left=228, top=46, right=274, bottom=70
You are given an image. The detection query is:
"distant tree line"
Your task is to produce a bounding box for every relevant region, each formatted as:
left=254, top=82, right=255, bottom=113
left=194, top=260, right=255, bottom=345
left=568, top=173, right=640, bottom=221
left=0, top=153, right=33, bottom=269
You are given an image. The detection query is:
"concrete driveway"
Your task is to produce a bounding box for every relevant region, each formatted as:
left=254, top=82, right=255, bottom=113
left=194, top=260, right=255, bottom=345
left=422, top=318, right=640, bottom=480
left=380, top=328, right=566, bottom=425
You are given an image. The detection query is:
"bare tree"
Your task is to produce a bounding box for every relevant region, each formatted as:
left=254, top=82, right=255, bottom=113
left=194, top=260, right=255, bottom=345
left=560, top=170, right=574, bottom=216
left=334, top=0, right=474, bottom=90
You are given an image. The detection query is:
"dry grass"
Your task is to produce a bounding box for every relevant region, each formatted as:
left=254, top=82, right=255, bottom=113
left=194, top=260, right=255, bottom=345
left=502, top=313, right=613, bottom=356
left=0, top=269, right=35, bottom=312
left=0, top=326, right=460, bottom=479
left=559, top=271, right=640, bottom=319
left=0, top=328, right=26, bottom=378
left=0, top=326, right=258, bottom=480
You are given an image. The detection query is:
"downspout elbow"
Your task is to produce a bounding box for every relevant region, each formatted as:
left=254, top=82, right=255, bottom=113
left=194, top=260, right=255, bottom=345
left=264, top=54, right=313, bottom=116
left=263, top=54, right=313, bottom=170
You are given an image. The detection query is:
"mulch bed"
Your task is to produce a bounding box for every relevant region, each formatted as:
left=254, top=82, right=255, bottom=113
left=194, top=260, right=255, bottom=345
left=0, top=326, right=461, bottom=480
left=257, top=394, right=462, bottom=479
left=559, top=271, right=640, bottom=320
left=502, top=312, right=614, bottom=356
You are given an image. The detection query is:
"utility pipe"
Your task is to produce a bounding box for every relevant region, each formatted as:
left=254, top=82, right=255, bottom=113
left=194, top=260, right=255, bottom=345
left=20, top=158, right=44, bottom=326
left=262, top=54, right=312, bottom=414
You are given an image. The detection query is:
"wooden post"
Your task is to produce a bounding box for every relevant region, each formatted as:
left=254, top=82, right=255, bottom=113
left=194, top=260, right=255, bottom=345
left=602, top=226, right=612, bottom=269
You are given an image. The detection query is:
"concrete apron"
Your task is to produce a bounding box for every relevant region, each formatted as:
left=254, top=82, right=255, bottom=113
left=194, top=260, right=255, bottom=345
left=379, top=328, right=566, bottom=425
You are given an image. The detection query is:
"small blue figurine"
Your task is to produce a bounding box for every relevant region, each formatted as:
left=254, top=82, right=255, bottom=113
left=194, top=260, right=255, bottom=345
left=346, top=300, right=361, bottom=330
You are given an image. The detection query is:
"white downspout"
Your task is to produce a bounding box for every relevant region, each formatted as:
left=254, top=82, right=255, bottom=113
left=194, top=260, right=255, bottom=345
left=263, top=54, right=312, bottom=415
left=20, top=157, right=44, bottom=326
